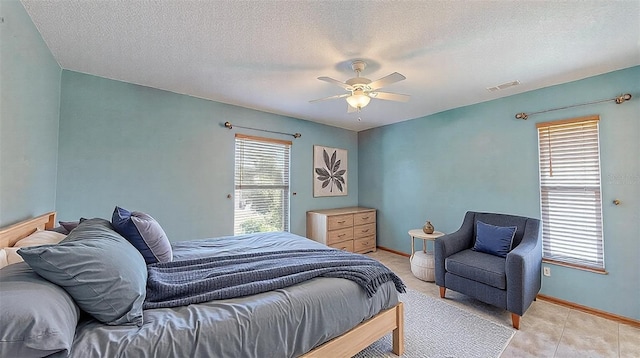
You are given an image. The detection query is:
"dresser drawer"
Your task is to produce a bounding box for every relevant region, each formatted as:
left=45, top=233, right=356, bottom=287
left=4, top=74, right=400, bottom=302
left=354, top=211, right=375, bottom=226
left=328, top=214, right=354, bottom=230
left=329, top=240, right=354, bottom=252
left=354, top=223, right=376, bottom=239
left=327, top=227, right=353, bottom=245
left=354, top=236, right=376, bottom=253
left=307, top=207, right=376, bottom=251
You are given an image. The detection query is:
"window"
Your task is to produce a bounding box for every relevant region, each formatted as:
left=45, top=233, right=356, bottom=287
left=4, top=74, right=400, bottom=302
left=234, top=134, right=291, bottom=235
left=537, top=115, right=605, bottom=272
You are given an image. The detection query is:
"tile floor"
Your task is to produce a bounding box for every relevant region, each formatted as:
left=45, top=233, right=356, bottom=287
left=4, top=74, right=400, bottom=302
left=368, top=250, right=640, bottom=358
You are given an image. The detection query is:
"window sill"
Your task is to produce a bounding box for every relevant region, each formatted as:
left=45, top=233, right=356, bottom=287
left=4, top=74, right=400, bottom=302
left=542, top=258, right=608, bottom=275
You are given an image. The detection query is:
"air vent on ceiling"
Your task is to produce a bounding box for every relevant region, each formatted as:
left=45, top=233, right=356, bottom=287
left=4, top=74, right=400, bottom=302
left=486, top=80, right=521, bottom=92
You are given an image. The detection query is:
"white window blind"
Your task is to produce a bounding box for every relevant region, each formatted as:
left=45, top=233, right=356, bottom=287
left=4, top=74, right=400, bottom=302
left=537, top=115, right=605, bottom=271
left=234, top=134, right=291, bottom=235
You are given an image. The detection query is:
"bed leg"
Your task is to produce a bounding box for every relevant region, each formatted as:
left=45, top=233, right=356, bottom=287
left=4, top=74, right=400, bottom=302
left=392, top=302, right=404, bottom=356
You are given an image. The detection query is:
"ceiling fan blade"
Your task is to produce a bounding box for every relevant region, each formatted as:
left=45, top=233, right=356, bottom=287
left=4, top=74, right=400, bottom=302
left=317, top=76, right=351, bottom=90
left=370, top=91, right=411, bottom=102
left=309, top=93, right=349, bottom=103
left=368, top=72, right=406, bottom=90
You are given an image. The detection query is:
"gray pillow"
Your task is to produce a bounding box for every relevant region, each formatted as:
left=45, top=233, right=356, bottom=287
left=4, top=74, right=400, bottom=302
left=59, top=220, right=80, bottom=233
left=111, top=206, right=173, bottom=264
left=47, top=225, right=70, bottom=234
left=0, top=262, right=80, bottom=358
left=18, top=218, right=147, bottom=326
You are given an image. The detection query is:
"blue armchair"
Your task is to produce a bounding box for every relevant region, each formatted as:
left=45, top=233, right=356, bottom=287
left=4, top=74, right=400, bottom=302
left=434, top=211, right=542, bottom=329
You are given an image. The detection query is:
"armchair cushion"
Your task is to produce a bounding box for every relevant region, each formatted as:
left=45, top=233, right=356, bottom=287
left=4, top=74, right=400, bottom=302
left=472, top=220, right=517, bottom=258
left=445, top=249, right=507, bottom=289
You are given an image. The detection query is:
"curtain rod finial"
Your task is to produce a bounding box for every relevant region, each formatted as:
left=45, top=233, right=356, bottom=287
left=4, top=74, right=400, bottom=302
left=615, top=93, right=632, bottom=104
left=224, top=121, right=233, bottom=129
left=515, top=112, right=528, bottom=120
left=293, top=133, right=301, bottom=138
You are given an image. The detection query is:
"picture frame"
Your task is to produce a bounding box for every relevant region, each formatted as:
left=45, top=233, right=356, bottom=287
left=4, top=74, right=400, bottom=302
left=313, top=145, right=348, bottom=197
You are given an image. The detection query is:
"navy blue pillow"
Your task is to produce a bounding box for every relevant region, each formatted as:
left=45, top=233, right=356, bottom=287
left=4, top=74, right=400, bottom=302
left=111, top=206, right=172, bottom=264
left=473, top=220, right=517, bottom=258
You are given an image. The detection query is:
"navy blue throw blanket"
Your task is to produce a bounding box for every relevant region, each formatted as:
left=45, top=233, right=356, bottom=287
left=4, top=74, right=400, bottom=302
left=144, top=249, right=405, bottom=309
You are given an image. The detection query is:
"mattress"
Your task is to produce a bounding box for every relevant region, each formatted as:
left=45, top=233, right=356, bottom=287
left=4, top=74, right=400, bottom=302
left=68, top=232, right=399, bottom=357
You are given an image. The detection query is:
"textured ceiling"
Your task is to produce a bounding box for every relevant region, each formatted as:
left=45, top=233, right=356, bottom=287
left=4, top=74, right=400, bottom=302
left=21, top=0, right=640, bottom=131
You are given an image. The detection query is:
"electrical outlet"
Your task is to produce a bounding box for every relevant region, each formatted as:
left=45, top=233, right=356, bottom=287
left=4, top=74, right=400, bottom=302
left=543, top=267, right=551, bottom=277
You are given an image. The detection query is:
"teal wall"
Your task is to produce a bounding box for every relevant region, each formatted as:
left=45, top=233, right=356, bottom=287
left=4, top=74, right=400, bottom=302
left=0, top=0, right=61, bottom=226
left=3, top=0, right=638, bottom=321
left=358, top=66, right=640, bottom=320
left=56, top=71, right=358, bottom=240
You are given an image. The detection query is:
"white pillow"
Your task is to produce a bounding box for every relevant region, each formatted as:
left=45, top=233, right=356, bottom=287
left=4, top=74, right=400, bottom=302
left=0, top=230, right=66, bottom=269
left=14, top=230, right=66, bottom=247
left=4, top=247, right=23, bottom=265
left=0, top=249, right=7, bottom=269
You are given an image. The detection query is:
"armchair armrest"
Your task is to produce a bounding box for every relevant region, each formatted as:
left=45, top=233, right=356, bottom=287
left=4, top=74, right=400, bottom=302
left=506, top=218, right=542, bottom=315
left=434, top=212, right=475, bottom=285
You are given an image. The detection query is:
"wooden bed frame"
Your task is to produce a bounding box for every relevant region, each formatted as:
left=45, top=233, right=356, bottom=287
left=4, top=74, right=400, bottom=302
left=0, top=211, right=57, bottom=248
left=301, top=301, right=404, bottom=357
left=0, top=212, right=404, bottom=357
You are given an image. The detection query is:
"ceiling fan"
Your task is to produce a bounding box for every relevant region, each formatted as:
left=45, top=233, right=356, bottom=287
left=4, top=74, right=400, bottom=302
left=310, top=60, right=410, bottom=113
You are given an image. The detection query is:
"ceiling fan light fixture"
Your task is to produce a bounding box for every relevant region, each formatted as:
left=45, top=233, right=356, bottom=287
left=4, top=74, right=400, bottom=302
left=311, top=60, right=408, bottom=114
left=346, top=91, right=371, bottom=109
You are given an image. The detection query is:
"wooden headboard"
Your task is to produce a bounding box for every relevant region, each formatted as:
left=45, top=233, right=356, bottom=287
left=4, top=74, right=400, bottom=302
left=0, top=212, right=56, bottom=248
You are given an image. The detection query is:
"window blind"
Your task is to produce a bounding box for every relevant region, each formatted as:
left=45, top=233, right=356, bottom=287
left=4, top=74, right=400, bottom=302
left=234, top=134, right=291, bottom=235
left=537, top=116, right=605, bottom=271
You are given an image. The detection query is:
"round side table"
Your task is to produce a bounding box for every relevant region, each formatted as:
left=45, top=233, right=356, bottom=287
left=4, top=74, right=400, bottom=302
left=408, top=229, right=444, bottom=282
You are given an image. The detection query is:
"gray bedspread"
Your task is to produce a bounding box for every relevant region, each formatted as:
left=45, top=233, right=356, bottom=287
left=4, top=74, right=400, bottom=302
left=68, top=232, right=401, bottom=357
left=145, top=249, right=405, bottom=309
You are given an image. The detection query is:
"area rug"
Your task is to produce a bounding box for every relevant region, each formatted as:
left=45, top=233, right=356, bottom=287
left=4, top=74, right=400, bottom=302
left=355, top=289, right=515, bottom=358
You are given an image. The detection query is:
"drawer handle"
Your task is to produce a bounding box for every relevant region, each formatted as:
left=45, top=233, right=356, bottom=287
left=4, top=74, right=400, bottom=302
left=362, top=229, right=369, bottom=233
left=337, top=220, right=346, bottom=224
left=338, top=234, right=345, bottom=237
left=361, top=216, right=369, bottom=220
left=341, top=247, right=347, bottom=250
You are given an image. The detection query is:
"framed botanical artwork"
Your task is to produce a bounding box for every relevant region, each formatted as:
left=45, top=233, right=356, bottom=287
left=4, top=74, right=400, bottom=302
left=313, top=145, right=348, bottom=197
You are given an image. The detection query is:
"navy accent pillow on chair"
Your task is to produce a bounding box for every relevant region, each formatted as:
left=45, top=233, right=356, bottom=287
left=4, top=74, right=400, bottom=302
left=473, top=220, right=517, bottom=257
left=111, top=206, right=173, bottom=264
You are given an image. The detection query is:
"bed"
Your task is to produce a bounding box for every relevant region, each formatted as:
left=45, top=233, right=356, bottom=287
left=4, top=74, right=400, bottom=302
left=0, top=212, right=404, bottom=357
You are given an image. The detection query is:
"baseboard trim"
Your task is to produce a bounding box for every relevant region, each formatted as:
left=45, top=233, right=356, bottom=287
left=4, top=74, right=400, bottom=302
left=377, top=246, right=410, bottom=257
left=537, top=294, right=640, bottom=328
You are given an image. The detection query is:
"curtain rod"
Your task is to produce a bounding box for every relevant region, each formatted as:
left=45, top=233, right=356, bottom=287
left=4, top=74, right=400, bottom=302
left=515, top=93, right=632, bottom=120
left=224, top=122, right=301, bottom=138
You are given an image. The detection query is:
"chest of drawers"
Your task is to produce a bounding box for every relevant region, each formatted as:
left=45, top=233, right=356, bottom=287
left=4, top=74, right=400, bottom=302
left=306, top=207, right=376, bottom=254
